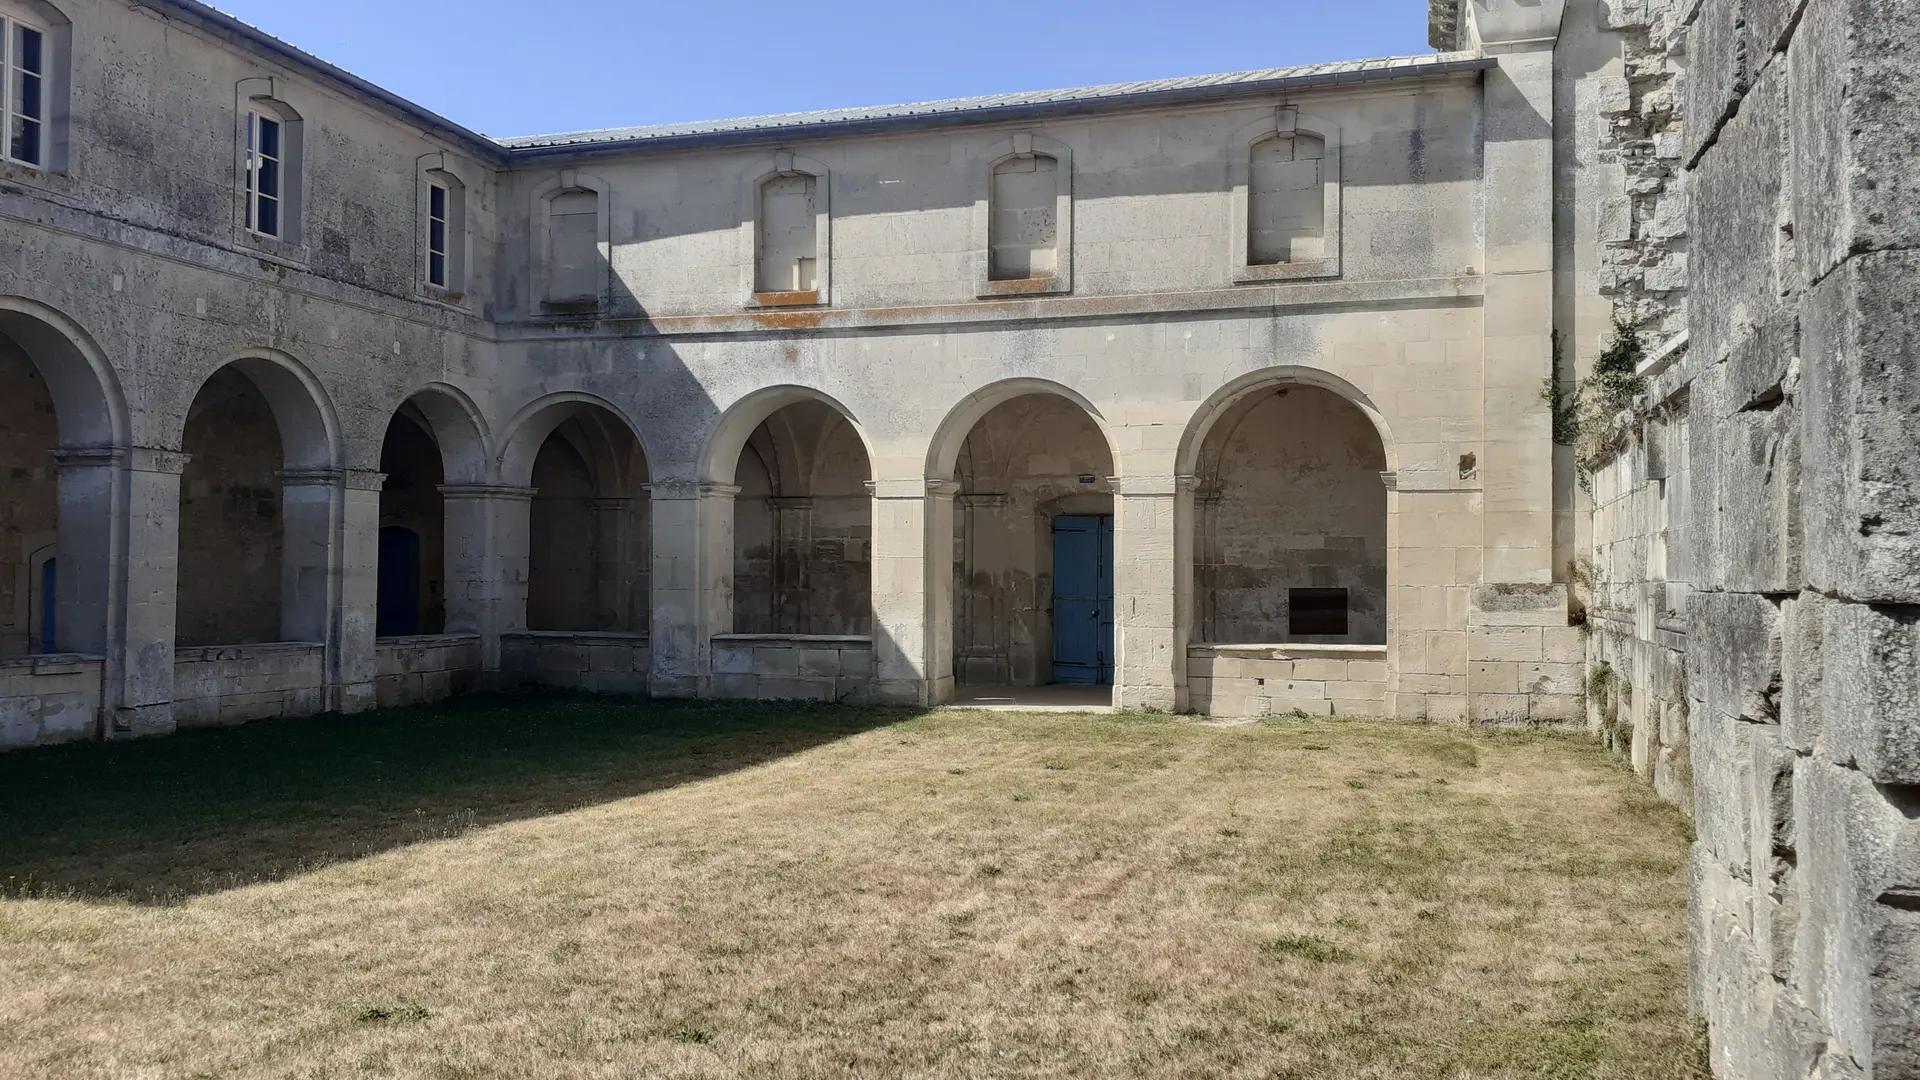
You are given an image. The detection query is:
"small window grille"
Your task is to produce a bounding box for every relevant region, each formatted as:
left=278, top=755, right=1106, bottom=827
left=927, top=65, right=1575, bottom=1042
left=1289, top=588, right=1349, bottom=636
left=1, top=15, right=46, bottom=167
left=427, top=182, right=449, bottom=287
left=245, top=111, right=282, bottom=238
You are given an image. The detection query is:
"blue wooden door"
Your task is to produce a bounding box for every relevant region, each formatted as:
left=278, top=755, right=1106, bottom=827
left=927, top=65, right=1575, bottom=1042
left=377, top=526, right=422, bottom=637
left=1051, top=515, right=1114, bottom=684
left=38, top=558, right=55, bottom=654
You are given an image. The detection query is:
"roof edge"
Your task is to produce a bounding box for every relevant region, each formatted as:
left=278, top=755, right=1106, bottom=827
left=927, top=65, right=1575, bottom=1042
left=140, top=0, right=508, bottom=162
left=501, top=55, right=1494, bottom=160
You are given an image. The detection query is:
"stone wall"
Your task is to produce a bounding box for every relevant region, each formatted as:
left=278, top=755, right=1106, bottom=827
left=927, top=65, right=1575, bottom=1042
left=500, top=631, right=651, bottom=694
left=1681, top=0, right=1920, bottom=1072
left=708, top=634, right=875, bottom=703
left=172, top=643, right=325, bottom=727
left=373, top=634, right=481, bottom=708
left=0, top=654, right=102, bottom=749
left=1186, top=644, right=1386, bottom=717
left=175, top=366, right=285, bottom=647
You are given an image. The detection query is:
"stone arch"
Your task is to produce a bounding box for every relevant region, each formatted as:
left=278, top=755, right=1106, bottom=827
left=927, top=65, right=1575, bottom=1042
left=935, top=381, right=1118, bottom=690
left=0, top=295, right=128, bottom=450
left=1175, top=365, right=1397, bottom=479
left=396, top=382, right=490, bottom=485
left=174, top=350, right=341, bottom=647
left=1179, top=367, right=1394, bottom=649
left=498, top=390, right=649, bottom=488
left=699, top=384, right=876, bottom=487
left=0, top=297, right=127, bottom=658
left=925, top=377, right=1116, bottom=483
left=498, top=392, right=651, bottom=634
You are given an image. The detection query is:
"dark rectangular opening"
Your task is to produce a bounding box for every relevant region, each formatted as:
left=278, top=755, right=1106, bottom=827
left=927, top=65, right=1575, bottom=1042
left=1289, top=588, right=1349, bottom=636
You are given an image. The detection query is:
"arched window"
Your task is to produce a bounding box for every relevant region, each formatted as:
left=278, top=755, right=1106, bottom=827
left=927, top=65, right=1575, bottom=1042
left=533, top=171, right=609, bottom=311
left=1, top=1, right=71, bottom=172
left=422, top=166, right=466, bottom=293
left=1230, top=109, right=1341, bottom=282
left=241, top=96, right=303, bottom=244
left=743, top=152, right=829, bottom=306
left=973, top=133, right=1072, bottom=297
left=1249, top=132, right=1326, bottom=265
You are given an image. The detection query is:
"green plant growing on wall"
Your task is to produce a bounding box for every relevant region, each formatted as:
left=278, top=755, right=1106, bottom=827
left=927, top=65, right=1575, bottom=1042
left=1542, top=319, right=1650, bottom=487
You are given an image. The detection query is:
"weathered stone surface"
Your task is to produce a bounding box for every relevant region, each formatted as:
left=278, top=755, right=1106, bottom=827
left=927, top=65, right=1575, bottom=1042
left=1688, top=591, right=1782, bottom=725
left=1801, top=251, right=1920, bottom=604
left=1689, top=62, right=1785, bottom=366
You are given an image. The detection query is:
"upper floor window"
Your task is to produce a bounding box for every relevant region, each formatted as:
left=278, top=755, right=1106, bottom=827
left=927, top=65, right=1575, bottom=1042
left=245, top=109, right=283, bottom=237
left=427, top=182, right=449, bottom=285
left=1249, top=132, right=1326, bottom=265
left=547, top=189, right=599, bottom=302
left=973, top=133, right=1072, bottom=297
left=741, top=152, right=830, bottom=307
left=1, top=11, right=46, bottom=167
left=756, top=172, right=818, bottom=294
left=989, top=154, right=1058, bottom=281
left=1229, top=109, right=1341, bottom=283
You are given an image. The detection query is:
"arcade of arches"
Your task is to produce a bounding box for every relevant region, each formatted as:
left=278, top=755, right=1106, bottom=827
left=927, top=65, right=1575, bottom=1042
left=0, top=311, right=1418, bottom=748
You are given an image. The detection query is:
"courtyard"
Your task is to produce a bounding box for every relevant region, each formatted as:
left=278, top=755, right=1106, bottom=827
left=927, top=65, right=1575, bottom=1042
left=0, top=698, right=1703, bottom=1078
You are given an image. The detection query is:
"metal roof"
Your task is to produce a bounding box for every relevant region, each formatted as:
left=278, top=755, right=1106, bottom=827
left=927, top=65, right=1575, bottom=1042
left=146, top=2, right=1488, bottom=162
left=501, top=53, right=1490, bottom=154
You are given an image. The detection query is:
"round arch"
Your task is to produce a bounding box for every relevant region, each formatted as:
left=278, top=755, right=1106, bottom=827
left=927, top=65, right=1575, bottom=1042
left=699, top=384, right=876, bottom=487
left=182, top=349, right=343, bottom=472
left=393, top=382, right=492, bottom=485
left=925, top=377, right=1117, bottom=481
left=0, top=296, right=129, bottom=450
left=1175, top=365, right=1398, bottom=478
left=498, top=391, right=651, bottom=487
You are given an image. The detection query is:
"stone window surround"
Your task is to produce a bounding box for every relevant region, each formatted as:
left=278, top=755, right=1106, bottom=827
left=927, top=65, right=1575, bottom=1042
left=971, top=131, right=1074, bottom=298
left=232, top=78, right=307, bottom=260
left=416, top=153, right=469, bottom=302
left=1228, top=106, right=1342, bottom=284
left=739, top=151, right=831, bottom=309
left=529, top=168, right=612, bottom=314
left=0, top=0, right=69, bottom=174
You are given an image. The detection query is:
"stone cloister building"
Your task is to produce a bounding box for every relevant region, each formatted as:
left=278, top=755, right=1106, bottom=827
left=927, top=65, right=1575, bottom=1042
left=2, top=0, right=1916, bottom=1072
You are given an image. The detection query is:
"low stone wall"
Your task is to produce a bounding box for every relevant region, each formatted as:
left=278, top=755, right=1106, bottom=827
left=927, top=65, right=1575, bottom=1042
left=500, top=631, right=651, bottom=694
left=0, top=654, right=104, bottom=749
left=1186, top=644, right=1387, bottom=717
left=172, top=642, right=326, bottom=728
left=710, top=634, right=874, bottom=703
left=374, top=634, right=482, bottom=708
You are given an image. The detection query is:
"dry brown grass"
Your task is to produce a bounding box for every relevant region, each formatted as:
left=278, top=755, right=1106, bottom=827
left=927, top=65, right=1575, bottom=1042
left=0, top=697, right=1704, bottom=1079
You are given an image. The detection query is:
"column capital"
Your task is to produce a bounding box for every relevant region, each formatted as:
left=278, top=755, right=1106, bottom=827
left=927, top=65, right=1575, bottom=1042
left=55, top=446, right=194, bottom=474
left=344, top=468, right=386, bottom=492
left=279, top=467, right=344, bottom=489
left=957, top=492, right=1010, bottom=508
left=438, top=483, right=537, bottom=503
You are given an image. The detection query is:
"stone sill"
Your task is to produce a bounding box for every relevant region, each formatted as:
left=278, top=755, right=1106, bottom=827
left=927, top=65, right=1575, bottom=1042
left=749, top=290, right=822, bottom=308
left=502, top=630, right=649, bottom=642
left=175, top=642, right=324, bottom=662
left=376, top=633, right=482, bottom=647
left=712, top=633, right=874, bottom=648
left=978, top=274, right=1064, bottom=298
left=1232, top=259, right=1340, bottom=284
left=1189, top=642, right=1387, bottom=661
left=0, top=652, right=103, bottom=675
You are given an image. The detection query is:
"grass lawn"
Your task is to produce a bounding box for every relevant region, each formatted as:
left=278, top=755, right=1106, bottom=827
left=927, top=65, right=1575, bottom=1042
left=0, top=696, right=1704, bottom=1079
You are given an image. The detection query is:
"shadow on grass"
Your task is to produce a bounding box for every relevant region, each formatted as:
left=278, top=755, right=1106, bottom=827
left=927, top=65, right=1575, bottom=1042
left=0, top=692, right=922, bottom=906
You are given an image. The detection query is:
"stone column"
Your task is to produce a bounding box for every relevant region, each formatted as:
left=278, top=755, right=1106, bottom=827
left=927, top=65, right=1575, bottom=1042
left=279, top=468, right=339, bottom=648
left=648, top=479, right=736, bottom=697
left=589, top=496, right=630, bottom=631
left=1111, top=474, right=1192, bottom=711
left=55, top=447, right=185, bottom=738
left=769, top=495, right=814, bottom=634
left=439, top=484, right=535, bottom=673
left=868, top=477, right=951, bottom=705
left=335, top=469, right=383, bottom=713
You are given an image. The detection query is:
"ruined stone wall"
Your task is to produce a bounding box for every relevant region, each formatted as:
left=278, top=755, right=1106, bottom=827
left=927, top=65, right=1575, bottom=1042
left=1195, top=383, right=1388, bottom=646
left=1682, top=0, right=1920, bottom=1072
left=0, top=341, right=59, bottom=657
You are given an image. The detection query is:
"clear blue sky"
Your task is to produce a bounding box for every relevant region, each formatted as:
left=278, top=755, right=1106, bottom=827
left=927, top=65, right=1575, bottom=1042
left=206, top=0, right=1434, bottom=139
